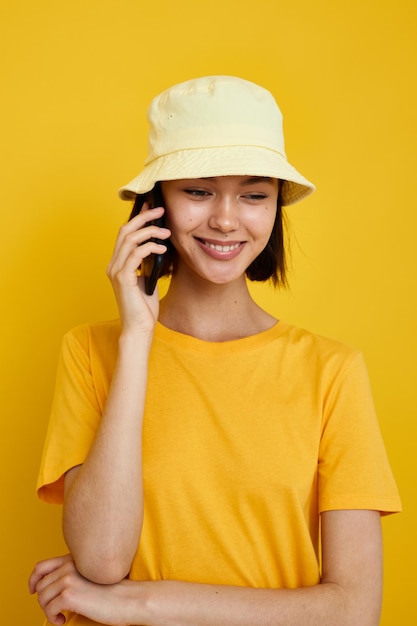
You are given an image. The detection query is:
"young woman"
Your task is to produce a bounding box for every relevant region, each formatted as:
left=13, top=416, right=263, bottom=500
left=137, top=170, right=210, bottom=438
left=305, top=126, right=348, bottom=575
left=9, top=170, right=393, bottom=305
left=29, top=76, right=401, bottom=626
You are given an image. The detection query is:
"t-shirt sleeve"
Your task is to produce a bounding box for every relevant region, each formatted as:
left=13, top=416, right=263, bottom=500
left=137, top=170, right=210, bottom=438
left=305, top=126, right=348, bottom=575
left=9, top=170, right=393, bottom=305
left=318, top=351, right=401, bottom=515
left=37, top=327, right=102, bottom=504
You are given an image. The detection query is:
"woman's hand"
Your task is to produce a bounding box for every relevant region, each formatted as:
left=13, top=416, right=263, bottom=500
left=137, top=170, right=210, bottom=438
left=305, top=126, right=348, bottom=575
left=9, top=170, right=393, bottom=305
left=29, top=555, right=141, bottom=626
left=107, top=203, right=171, bottom=334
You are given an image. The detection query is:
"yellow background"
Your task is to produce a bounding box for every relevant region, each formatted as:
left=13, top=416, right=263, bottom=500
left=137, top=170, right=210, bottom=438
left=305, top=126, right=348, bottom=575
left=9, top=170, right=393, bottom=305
left=1, top=0, right=415, bottom=623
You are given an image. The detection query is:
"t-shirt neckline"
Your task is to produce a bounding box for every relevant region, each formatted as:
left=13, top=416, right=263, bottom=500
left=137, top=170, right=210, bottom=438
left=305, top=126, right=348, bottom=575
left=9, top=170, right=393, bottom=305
left=154, top=320, right=290, bottom=354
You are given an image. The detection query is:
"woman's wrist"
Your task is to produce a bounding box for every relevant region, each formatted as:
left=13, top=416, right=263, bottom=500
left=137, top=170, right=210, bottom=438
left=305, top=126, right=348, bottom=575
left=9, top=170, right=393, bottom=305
left=119, top=579, right=153, bottom=626
left=118, top=326, right=155, bottom=354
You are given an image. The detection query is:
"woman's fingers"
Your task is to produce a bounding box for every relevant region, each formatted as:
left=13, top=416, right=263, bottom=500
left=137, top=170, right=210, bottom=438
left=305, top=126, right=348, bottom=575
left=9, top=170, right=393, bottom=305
left=29, top=555, right=76, bottom=625
left=31, top=556, right=136, bottom=626
left=110, top=205, right=170, bottom=267
left=108, top=212, right=170, bottom=282
left=105, top=203, right=171, bottom=329
left=29, top=554, right=73, bottom=594
left=109, top=236, right=169, bottom=282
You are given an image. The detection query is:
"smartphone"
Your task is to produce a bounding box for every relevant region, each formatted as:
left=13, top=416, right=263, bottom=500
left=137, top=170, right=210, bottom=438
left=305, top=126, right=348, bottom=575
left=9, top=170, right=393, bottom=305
left=132, top=183, right=166, bottom=295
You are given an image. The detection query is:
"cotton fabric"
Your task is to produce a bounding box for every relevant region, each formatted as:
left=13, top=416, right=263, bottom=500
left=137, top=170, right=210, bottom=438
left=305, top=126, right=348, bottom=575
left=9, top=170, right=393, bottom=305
left=37, top=319, right=401, bottom=626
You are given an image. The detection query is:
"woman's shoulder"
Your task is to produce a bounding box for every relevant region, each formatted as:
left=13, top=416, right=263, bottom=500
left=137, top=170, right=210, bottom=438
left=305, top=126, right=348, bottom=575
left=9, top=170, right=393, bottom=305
left=62, top=318, right=122, bottom=354
left=281, top=321, right=362, bottom=367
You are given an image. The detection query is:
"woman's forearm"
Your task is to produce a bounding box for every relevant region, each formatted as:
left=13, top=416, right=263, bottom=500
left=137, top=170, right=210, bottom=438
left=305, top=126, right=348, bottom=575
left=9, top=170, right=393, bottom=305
left=63, top=331, right=152, bottom=584
left=130, top=578, right=377, bottom=626
left=130, top=511, right=382, bottom=626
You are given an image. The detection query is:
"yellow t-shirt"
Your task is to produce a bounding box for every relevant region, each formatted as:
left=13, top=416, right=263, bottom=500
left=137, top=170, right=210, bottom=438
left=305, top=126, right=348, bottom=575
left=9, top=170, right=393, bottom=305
left=37, top=319, right=401, bottom=625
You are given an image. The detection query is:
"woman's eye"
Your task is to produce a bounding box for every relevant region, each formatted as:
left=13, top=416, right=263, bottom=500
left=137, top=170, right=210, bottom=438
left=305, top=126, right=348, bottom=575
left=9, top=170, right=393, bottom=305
left=184, top=189, right=210, bottom=197
left=244, top=193, right=267, bottom=201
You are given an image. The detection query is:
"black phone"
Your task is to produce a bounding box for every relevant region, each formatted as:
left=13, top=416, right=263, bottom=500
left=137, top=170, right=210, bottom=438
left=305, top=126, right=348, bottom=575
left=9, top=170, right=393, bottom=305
left=132, top=183, right=166, bottom=296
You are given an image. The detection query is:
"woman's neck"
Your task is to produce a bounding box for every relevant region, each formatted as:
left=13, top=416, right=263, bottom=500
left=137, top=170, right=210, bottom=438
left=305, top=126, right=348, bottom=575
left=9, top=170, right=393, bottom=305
left=158, top=274, right=277, bottom=342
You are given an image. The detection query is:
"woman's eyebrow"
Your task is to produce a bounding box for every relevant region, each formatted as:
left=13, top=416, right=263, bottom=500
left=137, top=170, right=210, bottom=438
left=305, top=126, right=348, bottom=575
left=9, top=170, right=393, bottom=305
left=240, top=176, right=274, bottom=186
left=192, top=176, right=274, bottom=185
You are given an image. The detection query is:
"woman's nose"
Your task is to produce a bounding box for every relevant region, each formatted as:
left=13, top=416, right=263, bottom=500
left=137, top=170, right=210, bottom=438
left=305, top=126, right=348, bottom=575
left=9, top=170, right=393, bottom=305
left=208, top=195, right=240, bottom=232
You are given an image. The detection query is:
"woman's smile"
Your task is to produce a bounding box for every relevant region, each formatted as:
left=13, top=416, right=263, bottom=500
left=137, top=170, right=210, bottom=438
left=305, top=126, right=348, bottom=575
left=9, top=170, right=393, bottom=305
left=195, top=237, right=244, bottom=259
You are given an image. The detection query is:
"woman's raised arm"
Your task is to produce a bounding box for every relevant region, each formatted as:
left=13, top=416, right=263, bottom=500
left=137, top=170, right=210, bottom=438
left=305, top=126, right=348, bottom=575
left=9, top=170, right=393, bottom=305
left=62, top=207, right=170, bottom=584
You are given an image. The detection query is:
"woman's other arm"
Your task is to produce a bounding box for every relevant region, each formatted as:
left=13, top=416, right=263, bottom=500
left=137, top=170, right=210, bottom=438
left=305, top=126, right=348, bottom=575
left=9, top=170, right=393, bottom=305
left=31, top=509, right=383, bottom=625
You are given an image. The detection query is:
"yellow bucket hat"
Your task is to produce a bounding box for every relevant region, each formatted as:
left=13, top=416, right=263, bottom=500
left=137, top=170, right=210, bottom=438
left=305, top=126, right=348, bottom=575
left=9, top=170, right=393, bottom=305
left=119, top=76, right=315, bottom=206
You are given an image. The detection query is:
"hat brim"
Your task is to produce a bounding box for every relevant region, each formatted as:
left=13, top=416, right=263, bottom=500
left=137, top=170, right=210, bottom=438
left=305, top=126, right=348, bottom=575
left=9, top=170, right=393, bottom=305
left=118, top=146, right=315, bottom=206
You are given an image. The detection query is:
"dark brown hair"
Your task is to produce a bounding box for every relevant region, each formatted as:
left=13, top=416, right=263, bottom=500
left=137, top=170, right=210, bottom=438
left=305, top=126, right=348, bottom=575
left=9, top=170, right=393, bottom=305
left=245, top=183, right=287, bottom=287
left=129, top=181, right=288, bottom=288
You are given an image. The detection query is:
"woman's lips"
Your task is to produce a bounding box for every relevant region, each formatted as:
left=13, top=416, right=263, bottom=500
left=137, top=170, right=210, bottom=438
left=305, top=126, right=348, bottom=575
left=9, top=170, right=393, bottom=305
left=195, top=237, right=244, bottom=259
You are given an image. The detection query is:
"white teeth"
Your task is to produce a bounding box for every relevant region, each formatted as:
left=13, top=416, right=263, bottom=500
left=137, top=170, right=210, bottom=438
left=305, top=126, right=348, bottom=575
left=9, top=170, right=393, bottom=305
left=205, top=242, right=240, bottom=252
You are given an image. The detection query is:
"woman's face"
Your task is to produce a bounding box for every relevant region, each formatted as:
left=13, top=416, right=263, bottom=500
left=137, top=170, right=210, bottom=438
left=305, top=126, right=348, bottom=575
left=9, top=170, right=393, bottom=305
left=161, top=175, right=278, bottom=286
